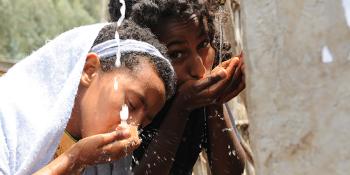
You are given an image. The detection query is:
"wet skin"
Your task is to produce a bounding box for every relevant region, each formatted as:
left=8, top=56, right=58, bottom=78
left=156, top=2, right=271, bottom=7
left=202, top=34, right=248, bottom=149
left=76, top=54, right=166, bottom=138
left=156, top=15, right=215, bottom=86
left=155, top=15, right=245, bottom=109
left=134, top=15, right=246, bottom=175
left=35, top=53, right=167, bottom=174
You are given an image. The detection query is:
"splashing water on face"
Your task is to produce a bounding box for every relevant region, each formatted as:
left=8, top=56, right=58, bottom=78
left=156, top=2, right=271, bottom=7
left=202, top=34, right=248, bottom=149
left=114, top=77, right=119, bottom=91
left=114, top=0, right=130, bottom=129
left=113, top=76, right=129, bottom=127
left=120, top=104, right=129, bottom=127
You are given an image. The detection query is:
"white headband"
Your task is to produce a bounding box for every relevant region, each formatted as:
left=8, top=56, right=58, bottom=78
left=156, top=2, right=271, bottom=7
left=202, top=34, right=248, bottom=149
left=91, top=39, right=168, bottom=63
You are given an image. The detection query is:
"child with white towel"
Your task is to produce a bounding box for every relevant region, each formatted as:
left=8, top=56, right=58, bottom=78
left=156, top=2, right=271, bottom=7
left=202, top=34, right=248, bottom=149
left=0, top=20, right=175, bottom=175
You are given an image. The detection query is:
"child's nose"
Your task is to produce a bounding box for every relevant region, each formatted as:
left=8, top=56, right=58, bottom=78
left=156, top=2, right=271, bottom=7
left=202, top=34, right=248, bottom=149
left=189, top=55, right=206, bottom=79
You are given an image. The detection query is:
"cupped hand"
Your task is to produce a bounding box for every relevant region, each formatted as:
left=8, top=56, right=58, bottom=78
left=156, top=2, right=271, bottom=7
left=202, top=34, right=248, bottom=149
left=215, top=53, right=246, bottom=103
left=175, top=54, right=245, bottom=110
left=174, top=66, right=227, bottom=111
left=70, top=126, right=141, bottom=167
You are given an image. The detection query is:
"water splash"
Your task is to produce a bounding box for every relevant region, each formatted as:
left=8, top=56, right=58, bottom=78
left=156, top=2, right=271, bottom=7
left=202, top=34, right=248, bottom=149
left=215, top=3, right=229, bottom=64
left=120, top=104, right=129, bottom=127
left=114, top=77, right=119, bottom=91
left=115, top=0, right=126, bottom=67
left=114, top=0, right=129, bottom=129
left=112, top=76, right=129, bottom=127
left=132, top=155, right=140, bottom=165
left=117, top=0, right=126, bottom=27
left=114, top=31, right=122, bottom=67
left=222, top=127, right=234, bottom=132
left=218, top=6, right=224, bottom=64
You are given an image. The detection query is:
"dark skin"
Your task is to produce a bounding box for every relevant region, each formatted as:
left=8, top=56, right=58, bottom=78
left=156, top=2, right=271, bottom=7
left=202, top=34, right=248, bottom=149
left=34, top=54, right=167, bottom=175
left=133, top=15, right=246, bottom=175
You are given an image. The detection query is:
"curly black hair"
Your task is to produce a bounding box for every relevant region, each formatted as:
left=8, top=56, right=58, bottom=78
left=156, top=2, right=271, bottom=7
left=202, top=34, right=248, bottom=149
left=108, top=0, right=233, bottom=65
left=108, top=0, right=137, bottom=21
left=91, top=20, right=176, bottom=99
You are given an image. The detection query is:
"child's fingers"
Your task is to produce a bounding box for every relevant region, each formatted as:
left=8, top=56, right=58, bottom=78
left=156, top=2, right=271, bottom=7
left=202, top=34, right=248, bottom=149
left=194, top=68, right=227, bottom=92
left=219, top=59, right=231, bottom=68
left=198, top=58, right=240, bottom=99
left=101, top=130, right=131, bottom=144
left=226, top=57, right=240, bottom=79
left=218, top=77, right=245, bottom=103
left=102, top=136, right=141, bottom=159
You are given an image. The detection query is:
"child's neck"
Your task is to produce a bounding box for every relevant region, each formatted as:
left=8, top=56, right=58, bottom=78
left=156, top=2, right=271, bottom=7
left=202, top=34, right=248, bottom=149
left=65, top=91, right=83, bottom=140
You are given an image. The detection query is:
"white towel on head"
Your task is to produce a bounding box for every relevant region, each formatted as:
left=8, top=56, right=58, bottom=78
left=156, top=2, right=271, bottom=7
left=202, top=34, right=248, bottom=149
left=0, top=23, right=106, bottom=175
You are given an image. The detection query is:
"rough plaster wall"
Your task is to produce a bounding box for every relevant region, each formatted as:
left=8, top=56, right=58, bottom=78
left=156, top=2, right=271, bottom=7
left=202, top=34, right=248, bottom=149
left=241, top=0, right=350, bottom=174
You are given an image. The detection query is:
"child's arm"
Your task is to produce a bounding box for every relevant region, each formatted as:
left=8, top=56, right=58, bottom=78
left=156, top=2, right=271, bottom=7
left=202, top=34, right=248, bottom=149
left=33, top=146, right=83, bottom=175
left=206, top=104, right=246, bottom=175
left=133, top=58, right=242, bottom=175
left=133, top=70, right=227, bottom=175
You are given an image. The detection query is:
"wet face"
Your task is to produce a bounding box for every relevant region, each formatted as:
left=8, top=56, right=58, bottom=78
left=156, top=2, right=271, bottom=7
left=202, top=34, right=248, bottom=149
left=155, top=15, right=216, bottom=86
left=78, top=55, right=166, bottom=138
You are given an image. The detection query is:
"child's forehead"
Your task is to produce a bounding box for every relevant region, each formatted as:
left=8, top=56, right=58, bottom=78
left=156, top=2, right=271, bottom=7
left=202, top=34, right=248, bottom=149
left=111, top=58, right=153, bottom=79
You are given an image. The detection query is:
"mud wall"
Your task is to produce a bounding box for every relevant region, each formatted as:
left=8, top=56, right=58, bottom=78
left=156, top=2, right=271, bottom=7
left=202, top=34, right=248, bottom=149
left=241, top=0, right=350, bottom=174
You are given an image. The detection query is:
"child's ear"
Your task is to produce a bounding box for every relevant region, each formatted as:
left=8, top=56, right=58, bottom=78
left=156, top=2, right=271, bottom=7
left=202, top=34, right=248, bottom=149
left=81, top=53, right=101, bottom=87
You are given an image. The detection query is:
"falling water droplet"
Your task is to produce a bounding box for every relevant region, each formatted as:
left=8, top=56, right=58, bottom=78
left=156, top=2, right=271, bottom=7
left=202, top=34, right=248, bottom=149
left=114, top=77, right=118, bottom=91
left=222, top=127, right=233, bottom=132
left=232, top=150, right=236, bottom=156
left=215, top=4, right=229, bottom=64
left=117, top=0, right=126, bottom=27
left=114, top=0, right=126, bottom=67
left=119, top=104, right=129, bottom=127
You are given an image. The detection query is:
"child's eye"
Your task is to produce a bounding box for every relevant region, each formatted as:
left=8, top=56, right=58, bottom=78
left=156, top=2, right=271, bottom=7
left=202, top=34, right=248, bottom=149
left=126, top=93, right=144, bottom=112
left=198, top=39, right=210, bottom=49
left=126, top=98, right=136, bottom=111
left=129, top=102, right=135, bottom=111
left=169, top=51, right=185, bottom=60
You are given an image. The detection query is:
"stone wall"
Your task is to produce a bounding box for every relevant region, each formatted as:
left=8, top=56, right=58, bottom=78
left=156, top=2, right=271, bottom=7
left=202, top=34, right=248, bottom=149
left=241, top=0, right=350, bottom=174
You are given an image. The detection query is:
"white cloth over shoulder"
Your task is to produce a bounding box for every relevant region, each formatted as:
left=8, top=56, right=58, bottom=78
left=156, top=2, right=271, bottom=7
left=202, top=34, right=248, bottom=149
left=0, top=23, right=106, bottom=175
